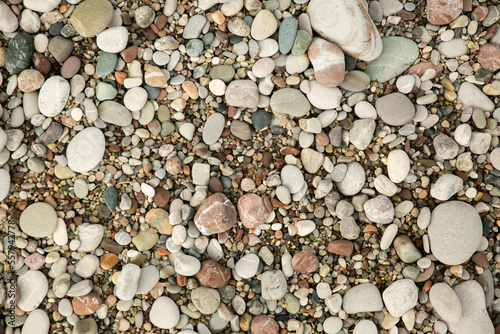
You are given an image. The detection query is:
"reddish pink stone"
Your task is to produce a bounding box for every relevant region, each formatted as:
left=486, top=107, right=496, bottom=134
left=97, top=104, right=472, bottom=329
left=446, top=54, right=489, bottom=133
left=478, top=44, right=500, bottom=72
left=251, top=315, right=279, bottom=334
left=198, top=260, right=231, bottom=288
left=24, top=253, right=45, bottom=270
left=308, top=38, right=345, bottom=88
left=292, top=251, right=319, bottom=273
left=407, top=62, right=443, bottom=79
left=194, top=193, right=237, bottom=235
left=237, top=193, right=272, bottom=229
left=427, top=0, right=463, bottom=25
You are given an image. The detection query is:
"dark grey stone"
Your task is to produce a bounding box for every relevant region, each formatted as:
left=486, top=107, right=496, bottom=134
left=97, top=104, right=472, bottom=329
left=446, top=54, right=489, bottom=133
left=6, top=33, right=34, bottom=75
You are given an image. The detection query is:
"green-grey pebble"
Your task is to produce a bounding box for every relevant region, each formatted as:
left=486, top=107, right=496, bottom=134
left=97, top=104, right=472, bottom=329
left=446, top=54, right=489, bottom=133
left=95, top=52, right=118, bottom=78
left=209, top=65, right=235, bottom=83
left=278, top=17, right=297, bottom=54
left=365, top=36, right=419, bottom=83
left=291, top=30, right=312, bottom=55
left=96, top=82, right=117, bottom=101
left=102, top=186, right=118, bottom=211
left=186, top=39, right=204, bottom=57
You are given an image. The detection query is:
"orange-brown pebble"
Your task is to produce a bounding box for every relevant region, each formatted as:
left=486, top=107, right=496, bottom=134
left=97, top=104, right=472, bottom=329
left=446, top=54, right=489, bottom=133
left=72, top=293, right=102, bottom=315
left=327, top=240, right=354, bottom=257
left=100, top=253, right=119, bottom=270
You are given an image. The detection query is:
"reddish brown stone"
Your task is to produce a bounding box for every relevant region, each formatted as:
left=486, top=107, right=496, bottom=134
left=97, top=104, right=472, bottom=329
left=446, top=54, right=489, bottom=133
left=194, top=193, right=237, bottom=235
left=463, top=0, right=472, bottom=11
left=427, top=0, right=463, bottom=25
left=61, top=56, right=81, bottom=79
left=24, top=253, right=45, bottom=270
left=327, top=240, right=354, bottom=257
left=72, top=293, right=102, bottom=315
left=292, top=251, right=319, bottom=273
left=251, top=315, right=279, bottom=334
left=120, top=45, right=138, bottom=63
left=478, top=44, right=500, bottom=72
left=100, top=253, right=119, bottom=270
left=32, top=52, right=51, bottom=75
left=153, top=187, right=170, bottom=207
left=471, top=252, right=489, bottom=268
left=237, top=193, right=272, bottom=229
left=209, top=177, right=224, bottom=193
left=471, top=6, right=488, bottom=21
left=308, top=38, right=345, bottom=87
left=198, top=260, right=231, bottom=288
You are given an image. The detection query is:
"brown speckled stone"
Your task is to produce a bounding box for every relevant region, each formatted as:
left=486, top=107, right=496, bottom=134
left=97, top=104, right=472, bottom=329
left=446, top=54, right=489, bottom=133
left=237, top=193, right=272, bottom=229
left=198, top=260, right=231, bottom=288
left=251, top=315, right=279, bottom=334
left=292, top=251, right=319, bottom=273
left=194, top=193, right=237, bottom=235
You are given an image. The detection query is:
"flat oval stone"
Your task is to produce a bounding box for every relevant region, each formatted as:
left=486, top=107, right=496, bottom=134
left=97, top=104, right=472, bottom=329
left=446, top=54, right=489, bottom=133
left=428, top=201, right=482, bottom=265
left=150, top=296, right=179, bottom=329
left=429, top=282, right=462, bottom=324
left=279, top=17, right=298, bottom=54
left=382, top=279, right=418, bottom=317
left=71, top=0, right=114, bottom=37
left=20, top=202, right=58, bottom=238
left=281, top=165, right=305, bottom=194
left=72, top=292, right=102, bottom=315
left=387, top=149, right=410, bottom=183
left=306, top=80, right=342, bottom=110
left=0, top=2, right=18, bottom=33
left=292, top=251, right=319, bottom=273
left=98, top=101, right=132, bottom=126
left=271, top=88, right=310, bottom=117
left=251, top=10, right=277, bottom=40
left=237, top=193, right=272, bottom=229
left=363, top=195, right=394, bottom=224
left=335, top=161, right=365, bottom=196
left=67, top=127, right=105, bottom=173
left=251, top=315, right=279, bottom=334
left=342, top=283, right=383, bottom=314
left=17, top=270, right=48, bottom=312
left=353, top=320, right=377, bottom=334
left=115, top=264, right=141, bottom=300
left=375, top=93, right=415, bottom=126
left=191, top=287, right=220, bottom=314
left=261, top=270, right=287, bottom=300
left=96, top=27, right=129, bottom=53
left=22, top=309, right=50, bottom=334
left=73, top=319, right=98, bottom=334
left=427, top=0, right=463, bottom=25
left=136, top=265, right=160, bottom=294
left=235, top=253, right=260, bottom=278
left=365, top=36, right=419, bottom=82
left=203, top=113, right=225, bottom=145
left=38, top=76, right=70, bottom=117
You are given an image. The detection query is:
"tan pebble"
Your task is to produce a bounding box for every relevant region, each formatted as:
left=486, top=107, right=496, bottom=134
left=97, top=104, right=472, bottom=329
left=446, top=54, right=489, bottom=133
left=144, top=65, right=167, bottom=87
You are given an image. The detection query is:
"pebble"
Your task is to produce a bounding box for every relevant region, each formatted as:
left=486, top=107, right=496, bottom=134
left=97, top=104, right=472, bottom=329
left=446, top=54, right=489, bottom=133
left=327, top=240, right=354, bottom=257
left=198, top=260, right=231, bottom=288
left=0, top=169, right=11, bottom=202
left=261, top=270, right=288, bottom=300
left=238, top=193, right=272, bottom=229
left=430, top=174, right=463, bottom=201
left=323, top=317, right=343, bottom=334
left=73, top=319, right=98, bottom=334
left=342, top=283, right=384, bottom=314
left=22, top=309, right=50, bottom=334
left=17, top=270, right=49, bottom=311
left=251, top=315, right=279, bottom=334
left=6, top=33, right=34, bottom=75
left=308, top=0, right=382, bottom=61
left=0, top=2, right=18, bottom=33
left=38, top=76, right=70, bottom=117
left=225, top=80, right=259, bottom=108
left=96, top=27, right=129, bottom=53
left=271, top=88, right=310, bottom=117
left=428, top=282, right=462, bottom=324
left=335, top=161, right=365, bottom=196
left=292, top=250, right=319, bottom=273
left=382, top=279, right=418, bottom=317
left=251, top=10, right=277, bottom=40
left=194, top=193, right=237, bottom=235
left=77, top=223, right=104, bottom=252
left=24, top=0, right=61, bottom=12
left=150, top=297, right=180, bottom=329
left=191, top=287, right=220, bottom=314
left=353, top=320, right=378, bottom=334
left=458, top=82, right=495, bottom=111
left=115, top=264, right=141, bottom=300
left=278, top=17, right=298, bottom=54
left=308, top=38, right=345, bottom=87
left=394, top=235, right=422, bottom=263
left=203, top=113, right=225, bottom=145
left=98, top=101, right=133, bottom=126
left=350, top=119, right=376, bottom=150
left=363, top=195, right=394, bottom=224
left=301, top=148, right=324, bottom=174
left=306, top=80, right=342, bottom=110
left=72, top=292, right=102, bottom=315
left=71, top=0, right=114, bottom=37
left=66, top=127, right=105, bottom=173
left=174, top=254, right=201, bottom=276
left=281, top=165, right=305, bottom=194
left=375, top=93, right=415, bottom=126
left=428, top=201, right=482, bottom=265
left=20, top=202, right=58, bottom=238
left=427, top=0, right=463, bottom=25
left=235, top=253, right=260, bottom=278
left=438, top=39, right=468, bottom=58
left=17, top=69, right=44, bottom=92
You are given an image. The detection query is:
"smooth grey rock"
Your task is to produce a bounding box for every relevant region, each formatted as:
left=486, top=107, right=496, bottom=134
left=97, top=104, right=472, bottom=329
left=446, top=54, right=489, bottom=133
left=342, top=283, right=384, bottom=314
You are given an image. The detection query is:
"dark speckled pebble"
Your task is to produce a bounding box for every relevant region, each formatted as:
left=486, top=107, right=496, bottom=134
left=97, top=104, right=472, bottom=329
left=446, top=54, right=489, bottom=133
left=6, top=33, right=34, bottom=75
left=251, top=109, right=272, bottom=131
left=102, top=186, right=118, bottom=211
left=49, top=22, right=64, bottom=36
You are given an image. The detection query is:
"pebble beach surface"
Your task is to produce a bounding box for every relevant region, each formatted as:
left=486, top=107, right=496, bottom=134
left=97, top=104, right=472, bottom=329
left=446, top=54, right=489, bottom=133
left=0, top=0, right=500, bottom=334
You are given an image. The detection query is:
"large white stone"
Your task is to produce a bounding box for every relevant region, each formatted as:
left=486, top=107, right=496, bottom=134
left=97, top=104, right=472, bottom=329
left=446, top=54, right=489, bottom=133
left=335, top=161, right=365, bottom=196
left=38, top=76, right=70, bottom=117
left=429, top=282, right=462, bottom=324
left=17, top=270, right=49, bottom=312
left=150, top=296, right=180, bottom=329
left=67, top=127, right=105, bottom=173
left=382, top=279, right=418, bottom=317
left=387, top=149, right=410, bottom=183
left=96, top=26, right=129, bottom=53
